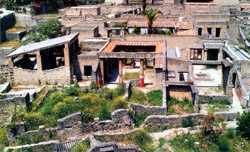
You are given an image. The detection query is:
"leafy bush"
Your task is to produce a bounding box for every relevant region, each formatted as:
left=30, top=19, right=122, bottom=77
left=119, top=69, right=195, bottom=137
left=37, top=18, right=62, bottom=39
left=0, top=127, right=8, bottom=146
left=64, top=86, right=79, bottom=96
left=113, top=97, right=128, bottom=110
left=146, top=90, right=162, bottom=106
left=131, top=25, right=140, bottom=34
left=98, top=103, right=111, bottom=121
left=237, top=110, right=250, bottom=139
left=24, top=112, right=44, bottom=130
left=158, top=138, right=166, bottom=148
left=135, top=113, right=148, bottom=127
left=71, top=138, right=90, bottom=152
left=90, top=81, right=98, bottom=90
left=113, top=83, right=126, bottom=97
left=132, top=129, right=153, bottom=150
left=166, top=30, right=173, bottom=35
left=181, top=117, right=194, bottom=128
left=168, top=98, right=195, bottom=115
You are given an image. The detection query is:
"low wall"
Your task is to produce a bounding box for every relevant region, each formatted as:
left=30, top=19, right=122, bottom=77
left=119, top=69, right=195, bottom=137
left=82, top=109, right=132, bottom=133
left=144, top=113, right=204, bottom=129
left=129, top=103, right=166, bottom=115
left=5, top=140, right=60, bottom=152
left=13, top=66, right=71, bottom=85
left=199, top=95, right=232, bottom=104
left=0, top=93, right=30, bottom=126
left=6, top=30, right=26, bottom=41
left=144, top=111, right=240, bottom=129
left=57, top=112, right=82, bottom=138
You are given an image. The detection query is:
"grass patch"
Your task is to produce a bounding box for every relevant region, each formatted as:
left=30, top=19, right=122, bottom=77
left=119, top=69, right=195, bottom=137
left=123, top=72, right=139, bottom=80
left=0, top=40, right=21, bottom=49
left=6, top=25, right=26, bottom=32
left=0, top=127, right=8, bottom=147
left=200, top=99, right=231, bottom=112
left=129, top=89, right=147, bottom=105
left=168, top=98, right=195, bottom=115
left=19, top=84, right=127, bottom=130
left=147, top=90, right=162, bottom=106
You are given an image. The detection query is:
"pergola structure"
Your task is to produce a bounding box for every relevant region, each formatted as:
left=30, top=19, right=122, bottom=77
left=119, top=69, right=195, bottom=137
left=7, top=33, right=79, bottom=84
left=98, top=40, right=164, bottom=88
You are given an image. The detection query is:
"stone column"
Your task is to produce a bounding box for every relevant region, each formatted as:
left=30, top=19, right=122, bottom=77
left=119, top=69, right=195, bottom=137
left=218, top=48, right=223, bottom=60
left=208, top=4, right=211, bottom=12
left=119, top=59, right=123, bottom=85
left=99, top=59, right=104, bottom=85
left=140, top=59, right=144, bottom=88
left=64, top=43, right=70, bottom=67
left=202, top=49, right=205, bottom=61
left=8, top=58, right=13, bottom=68
left=36, top=51, right=42, bottom=71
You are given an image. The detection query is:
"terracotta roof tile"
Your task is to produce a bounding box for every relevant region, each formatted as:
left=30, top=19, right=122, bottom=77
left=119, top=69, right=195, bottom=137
left=155, top=54, right=163, bottom=68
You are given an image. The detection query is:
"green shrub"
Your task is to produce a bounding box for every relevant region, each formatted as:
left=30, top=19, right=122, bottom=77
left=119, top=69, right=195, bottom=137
left=132, top=129, right=153, bottom=149
left=146, top=90, right=162, bottom=106
left=71, top=138, right=90, bottom=152
left=158, top=138, right=166, bottom=148
left=98, top=103, right=111, bottom=121
left=24, top=112, right=44, bottom=130
left=166, top=30, right=173, bottom=35
left=113, top=97, right=128, bottom=110
left=82, top=109, right=94, bottom=123
left=131, top=25, right=140, bottom=34
left=218, top=135, right=230, bottom=151
left=65, top=86, right=79, bottom=96
left=130, top=89, right=147, bottom=104
left=181, top=117, right=194, bottom=128
left=135, top=113, right=148, bottom=127
left=90, top=81, right=98, bottom=90
left=0, top=127, right=8, bottom=146
left=113, top=83, right=125, bottom=97
left=237, top=111, right=250, bottom=139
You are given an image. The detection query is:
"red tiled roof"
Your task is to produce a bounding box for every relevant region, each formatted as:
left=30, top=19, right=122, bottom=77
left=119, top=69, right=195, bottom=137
left=102, top=41, right=163, bottom=53
left=155, top=54, right=163, bottom=68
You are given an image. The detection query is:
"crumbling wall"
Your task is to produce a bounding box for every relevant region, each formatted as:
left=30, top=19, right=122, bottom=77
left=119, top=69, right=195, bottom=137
left=13, top=66, right=71, bottom=85
left=0, top=10, right=15, bottom=43
left=199, top=95, right=232, bottom=104
left=64, top=7, right=100, bottom=16
left=82, top=109, right=132, bottom=133
left=0, top=93, right=30, bottom=126
left=129, top=103, right=167, bottom=115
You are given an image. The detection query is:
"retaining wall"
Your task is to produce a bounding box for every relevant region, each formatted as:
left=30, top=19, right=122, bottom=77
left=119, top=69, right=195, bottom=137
left=129, top=103, right=166, bottom=115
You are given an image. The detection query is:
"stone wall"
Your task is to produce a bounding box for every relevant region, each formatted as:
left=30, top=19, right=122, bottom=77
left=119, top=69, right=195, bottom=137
left=71, top=26, right=99, bottom=43
left=0, top=93, right=30, bottom=126
left=82, top=109, right=132, bottom=133
left=75, top=53, right=99, bottom=81
left=199, top=95, right=232, bottom=104
left=14, top=13, right=37, bottom=28
left=0, top=9, right=15, bottom=43
left=122, top=35, right=202, bottom=50
left=64, top=6, right=101, bottom=16
left=6, top=31, right=26, bottom=41
left=144, top=113, right=204, bottom=129
left=13, top=66, right=71, bottom=85
left=5, top=140, right=60, bottom=152
left=144, top=112, right=241, bottom=129
left=57, top=112, right=82, bottom=138
left=129, top=103, right=167, bottom=115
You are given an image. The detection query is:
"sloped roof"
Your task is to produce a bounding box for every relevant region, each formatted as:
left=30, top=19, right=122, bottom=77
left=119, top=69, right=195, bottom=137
left=8, top=33, right=79, bottom=57
left=102, top=41, right=163, bottom=53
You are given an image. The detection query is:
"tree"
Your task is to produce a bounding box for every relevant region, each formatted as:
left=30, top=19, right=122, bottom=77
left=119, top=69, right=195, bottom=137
left=141, top=8, right=163, bottom=34
left=131, top=25, right=140, bottom=34
left=37, top=18, right=62, bottom=39
left=237, top=111, right=250, bottom=139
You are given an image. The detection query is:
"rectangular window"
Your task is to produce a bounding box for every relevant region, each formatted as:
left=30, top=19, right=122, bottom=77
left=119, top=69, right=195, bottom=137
left=84, top=65, right=92, bottom=76
left=190, top=49, right=202, bottom=60
left=216, top=28, right=221, bottom=37
left=198, top=27, right=202, bottom=36
left=179, top=72, right=188, bottom=81
left=168, top=71, right=176, bottom=78
left=207, top=28, right=212, bottom=35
